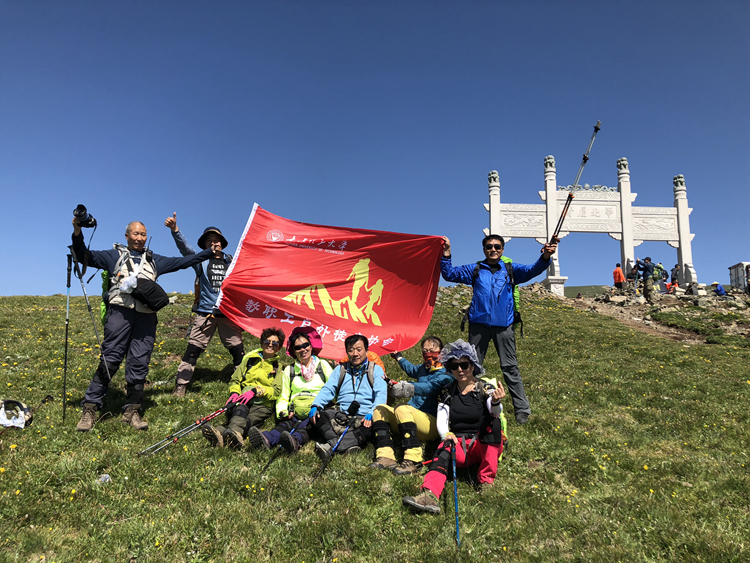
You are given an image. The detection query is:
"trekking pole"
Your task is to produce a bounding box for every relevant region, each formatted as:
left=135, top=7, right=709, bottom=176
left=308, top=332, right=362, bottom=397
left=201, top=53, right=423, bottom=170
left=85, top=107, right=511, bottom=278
left=0, top=395, right=53, bottom=440
left=311, top=416, right=357, bottom=485
left=549, top=121, right=601, bottom=244
left=452, top=443, right=460, bottom=548
left=69, top=247, right=113, bottom=390
left=63, top=255, right=72, bottom=423
left=139, top=406, right=227, bottom=455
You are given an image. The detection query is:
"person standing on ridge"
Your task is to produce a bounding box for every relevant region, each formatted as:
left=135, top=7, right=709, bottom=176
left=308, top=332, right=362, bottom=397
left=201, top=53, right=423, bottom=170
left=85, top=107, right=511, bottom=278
left=164, top=213, right=245, bottom=397
left=613, top=263, right=625, bottom=290
left=440, top=234, right=556, bottom=424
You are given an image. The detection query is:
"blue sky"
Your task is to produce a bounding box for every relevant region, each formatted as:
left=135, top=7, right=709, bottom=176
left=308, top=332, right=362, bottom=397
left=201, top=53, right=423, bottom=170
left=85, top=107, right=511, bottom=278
left=1, top=1, right=748, bottom=296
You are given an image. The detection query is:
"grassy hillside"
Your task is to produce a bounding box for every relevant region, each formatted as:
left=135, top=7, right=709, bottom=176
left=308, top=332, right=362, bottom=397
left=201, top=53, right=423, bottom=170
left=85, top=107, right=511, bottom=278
left=0, top=291, right=748, bottom=562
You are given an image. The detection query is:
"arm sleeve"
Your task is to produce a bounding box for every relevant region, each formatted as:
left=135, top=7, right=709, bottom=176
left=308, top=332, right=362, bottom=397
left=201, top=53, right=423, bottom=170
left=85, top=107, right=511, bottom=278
left=396, top=358, right=421, bottom=379
left=152, top=248, right=213, bottom=276
left=436, top=402, right=450, bottom=439
left=172, top=230, right=198, bottom=257
left=511, top=255, right=552, bottom=285
left=486, top=396, right=504, bottom=417
left=311, top=365, right=340, bottom=409
left=440, top=257, right=475, bottom=284
left=275, top=366, right=292, bottom=417
left=70, top=233, right=117, bottom=271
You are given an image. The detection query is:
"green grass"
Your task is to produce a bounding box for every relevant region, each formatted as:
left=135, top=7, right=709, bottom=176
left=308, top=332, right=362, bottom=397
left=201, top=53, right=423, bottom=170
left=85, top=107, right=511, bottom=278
left=564, top=285, right=610, bottom=298
left=1, top=292, right=748, bottom=562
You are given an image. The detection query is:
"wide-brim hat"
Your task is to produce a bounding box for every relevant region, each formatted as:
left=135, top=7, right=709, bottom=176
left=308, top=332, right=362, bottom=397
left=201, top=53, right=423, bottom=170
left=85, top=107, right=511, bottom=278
left=711, top=281, right=720, bottom=286
left=439, top=339, right=485, bottom=376
left=286, top=326, right=324, bottom=358
left=197, top=227, right=229, bottom=250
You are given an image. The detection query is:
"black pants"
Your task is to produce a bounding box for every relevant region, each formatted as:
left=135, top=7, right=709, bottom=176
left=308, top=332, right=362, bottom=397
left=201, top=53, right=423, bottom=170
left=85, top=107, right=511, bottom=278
left=468, top=323, right=530, bottom=415
left=313, top=409, right=371, bottom=451
left=82, top=305, right=157, bottom=410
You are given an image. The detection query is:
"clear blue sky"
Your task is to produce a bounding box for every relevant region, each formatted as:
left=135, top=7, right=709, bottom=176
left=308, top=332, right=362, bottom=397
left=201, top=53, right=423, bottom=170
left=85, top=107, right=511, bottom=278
left=1, top=1, right=748, bottom=296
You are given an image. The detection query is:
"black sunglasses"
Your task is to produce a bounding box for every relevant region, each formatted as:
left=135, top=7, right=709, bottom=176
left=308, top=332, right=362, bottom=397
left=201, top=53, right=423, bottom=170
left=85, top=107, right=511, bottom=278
left=293, top=342, right=311, bottom=352
left=262, top=339, right=280, bottom=348
left=484, top=244, right=503, bottom=251
left=447, top=361, right=472, bottom=371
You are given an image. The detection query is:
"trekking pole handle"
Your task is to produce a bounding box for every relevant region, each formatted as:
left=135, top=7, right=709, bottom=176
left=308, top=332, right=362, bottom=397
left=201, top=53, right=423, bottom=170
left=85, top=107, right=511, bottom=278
left=66, top=255, right=73, bottom=287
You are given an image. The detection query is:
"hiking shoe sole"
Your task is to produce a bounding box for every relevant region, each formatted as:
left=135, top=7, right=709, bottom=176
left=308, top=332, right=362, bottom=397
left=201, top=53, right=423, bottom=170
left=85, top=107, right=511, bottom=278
left=402, top=496, right=441, bottom=514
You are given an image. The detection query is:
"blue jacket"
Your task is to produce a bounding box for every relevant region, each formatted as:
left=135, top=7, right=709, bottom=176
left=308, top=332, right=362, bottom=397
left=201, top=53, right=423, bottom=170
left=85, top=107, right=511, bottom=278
left=396, top=358, right=453, bottom=417
left=312, top=361, right=388, bottom=417
left=441, top=255, right=550, bottom=328
left=171, top=229, right=231, bottom=314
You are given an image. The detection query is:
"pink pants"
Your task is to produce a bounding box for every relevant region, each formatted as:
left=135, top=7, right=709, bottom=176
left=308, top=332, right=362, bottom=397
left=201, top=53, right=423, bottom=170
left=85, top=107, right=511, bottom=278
left=422, top=438, right=502, bottom=498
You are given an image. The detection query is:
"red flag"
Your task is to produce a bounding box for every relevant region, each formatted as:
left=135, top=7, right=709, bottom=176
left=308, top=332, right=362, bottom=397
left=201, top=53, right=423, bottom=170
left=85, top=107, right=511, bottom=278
left=217, top=205, right=443, bottom=358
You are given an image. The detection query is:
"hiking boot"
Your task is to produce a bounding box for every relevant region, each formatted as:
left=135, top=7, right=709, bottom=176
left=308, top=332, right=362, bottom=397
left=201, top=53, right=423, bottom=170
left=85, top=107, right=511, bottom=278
left=76, top=403, right=98, bottom=432
left=246, top=426, right=270, bottom=450
left=315, top=442, right=332, bottom=463
left=222, top=416, right=248, bottom=450
left=280, top=431, right=300, bottom=453
left=122, top=404, right=148, bottom=430
left=476, top=482, right=492, bottom=494
left=368, top=457, right=398, bottom=470
left=202, top=424, right=224, bottom=448
left=393, top=460, right=421, bottom=476
left=515, top=412, right=529, bottom=425
left=403, top=490, right=441, bottom=514
left=344, top=446, right=361, bottom=455
left=172, top=383, right=188, bottom=398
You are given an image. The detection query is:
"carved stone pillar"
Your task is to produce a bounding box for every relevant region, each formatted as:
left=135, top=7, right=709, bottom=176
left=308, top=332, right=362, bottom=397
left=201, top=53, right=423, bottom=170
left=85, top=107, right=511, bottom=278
left=673, top=174, right=697, bottom=285
left=617, top=158, right=635, bottom=273
left=540, top=156, right=567, bottom=296
left=487, top=170, right=501, bottom=237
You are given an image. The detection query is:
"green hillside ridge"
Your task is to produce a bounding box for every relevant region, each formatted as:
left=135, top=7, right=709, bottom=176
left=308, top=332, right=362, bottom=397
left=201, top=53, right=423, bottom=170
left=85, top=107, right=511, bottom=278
left=0, top=288, right=748, bottom=562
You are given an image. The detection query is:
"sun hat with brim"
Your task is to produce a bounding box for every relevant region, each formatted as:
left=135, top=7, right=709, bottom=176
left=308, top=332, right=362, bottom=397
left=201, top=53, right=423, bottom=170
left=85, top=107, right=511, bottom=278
left=711, top=281, right=720, bottom=286
left=197, top=227, right=229, bottom=250
left=286, top=326, right=324, bottom=358
left=439, top=339, right=485, bottom=376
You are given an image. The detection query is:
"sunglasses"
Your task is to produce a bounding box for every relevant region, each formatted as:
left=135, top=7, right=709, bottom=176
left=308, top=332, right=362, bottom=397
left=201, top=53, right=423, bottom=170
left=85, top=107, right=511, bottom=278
left=447, top=361, right=472, bottom=371
left=293, top=342, right=311, bottom=352
left=262, top=339, right=280, bottom=348
left=484, top=244, right=503, bottom=251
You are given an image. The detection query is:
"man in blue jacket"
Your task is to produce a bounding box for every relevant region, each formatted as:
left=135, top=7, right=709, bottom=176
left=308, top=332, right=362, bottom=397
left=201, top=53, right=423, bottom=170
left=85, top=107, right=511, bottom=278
left=440, top=234, right=556, bottom=424
left=164, top=213, right=245, bottom=397
left=309, top=334, right=388, bottom=460
left=72, top=217, right=214, bottom=432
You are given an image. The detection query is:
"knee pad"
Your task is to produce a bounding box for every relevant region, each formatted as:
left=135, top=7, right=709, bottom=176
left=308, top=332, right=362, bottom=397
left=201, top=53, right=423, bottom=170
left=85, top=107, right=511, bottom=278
left=182, top=343, right=204, bottom=366
left=227, top=345, right=245, bottom=367
left=93, top=361, right=119, bottom=384
left=372, top=420, right=394, bottom=450
left=398, top=422, right=421, bottom=450
left=350, top=425, right=369, bottom=448
left=429, top=444, right=452, bottom=477
left=232, top=403, right=249, bottom=420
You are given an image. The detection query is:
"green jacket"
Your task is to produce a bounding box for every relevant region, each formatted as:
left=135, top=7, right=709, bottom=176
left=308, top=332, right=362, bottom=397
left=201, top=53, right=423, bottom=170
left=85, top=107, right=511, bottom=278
left=276, top=357, right=333, bottom=418
left=228, top=348, right=281, bottom=408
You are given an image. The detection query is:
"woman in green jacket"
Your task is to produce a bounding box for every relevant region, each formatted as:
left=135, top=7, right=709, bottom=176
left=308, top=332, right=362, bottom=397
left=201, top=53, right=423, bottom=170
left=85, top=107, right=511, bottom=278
left=203, top=327, right=285, bottom=449
left=246, top=327, right=332, bottom=453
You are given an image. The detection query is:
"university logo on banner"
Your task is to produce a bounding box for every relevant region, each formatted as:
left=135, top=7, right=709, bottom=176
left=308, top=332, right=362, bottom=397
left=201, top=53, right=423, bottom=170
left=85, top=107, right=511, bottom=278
left=217, top=204, right=443, bottom=358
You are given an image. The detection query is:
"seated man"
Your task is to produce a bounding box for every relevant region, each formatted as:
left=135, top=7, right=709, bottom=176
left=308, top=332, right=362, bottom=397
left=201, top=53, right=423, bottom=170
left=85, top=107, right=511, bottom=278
left=165, top=213, right=245, bottom=397
left=368, top=336, right=452, bottom=475
left=309, top=334, right=387, bottom=459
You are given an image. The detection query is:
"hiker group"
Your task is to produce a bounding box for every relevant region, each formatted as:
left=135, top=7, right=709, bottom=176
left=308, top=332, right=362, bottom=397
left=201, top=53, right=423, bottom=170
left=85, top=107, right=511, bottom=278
left=614, top=258, right=678, bottom=303
left=70, top=212, right=556, bottom=513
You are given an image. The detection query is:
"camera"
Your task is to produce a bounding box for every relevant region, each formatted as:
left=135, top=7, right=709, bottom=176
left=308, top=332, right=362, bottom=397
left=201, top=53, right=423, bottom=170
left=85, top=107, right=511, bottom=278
left=73, top=204, right=97, bottom=228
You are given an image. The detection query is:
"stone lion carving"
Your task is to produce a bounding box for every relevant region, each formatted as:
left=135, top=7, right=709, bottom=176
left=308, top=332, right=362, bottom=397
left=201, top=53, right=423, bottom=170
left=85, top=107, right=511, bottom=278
left=488, top=170, right=500, bottom=184
left=617, top=157, right=629, bottom=171
left=544, top=155, right=556, bottom=169
left=673, top=174, right=685, bottom=187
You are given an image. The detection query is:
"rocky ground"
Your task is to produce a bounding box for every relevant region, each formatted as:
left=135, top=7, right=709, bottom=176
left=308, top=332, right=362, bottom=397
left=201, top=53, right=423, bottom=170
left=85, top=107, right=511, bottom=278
left=436, top=281, right=750, bottom=345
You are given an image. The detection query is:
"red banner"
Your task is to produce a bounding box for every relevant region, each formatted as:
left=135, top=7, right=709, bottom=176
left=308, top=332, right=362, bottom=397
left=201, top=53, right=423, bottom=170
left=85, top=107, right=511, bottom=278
left=217, top=205, right=443, bottom=358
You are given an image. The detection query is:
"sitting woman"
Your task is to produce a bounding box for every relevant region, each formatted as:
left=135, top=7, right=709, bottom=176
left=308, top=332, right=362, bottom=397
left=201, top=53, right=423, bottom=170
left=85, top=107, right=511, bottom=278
left=402, top=340, right=505, bottom=514
left=246, top=327, right=332, bottom=453
left=368, top=336, right=452, bottom=475
left=202, top=327, right=285, bottom=449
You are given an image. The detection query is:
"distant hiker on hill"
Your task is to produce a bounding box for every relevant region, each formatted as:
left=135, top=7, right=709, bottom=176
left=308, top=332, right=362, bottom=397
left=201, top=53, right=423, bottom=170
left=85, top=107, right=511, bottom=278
left=635, top=257, right=655, bottom=304
left=164, top=213, right=245, bottom=398
left=613, top=263, right=625, bottom=290
left=711, top=282, right=727, bottom=297
left=440, top=234, right=556, bottom=424
left=71, top=217, right=213, bottom=432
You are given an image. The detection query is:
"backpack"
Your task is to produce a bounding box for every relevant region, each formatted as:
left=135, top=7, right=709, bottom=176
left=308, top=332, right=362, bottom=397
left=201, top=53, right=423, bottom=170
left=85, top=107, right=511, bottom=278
left=652, top=264, right=664, bottom=281
left=461, top=257, right=524, bottom=336
left=335, top=361, right=376, bottom=397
